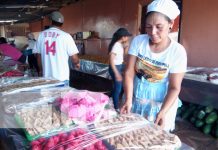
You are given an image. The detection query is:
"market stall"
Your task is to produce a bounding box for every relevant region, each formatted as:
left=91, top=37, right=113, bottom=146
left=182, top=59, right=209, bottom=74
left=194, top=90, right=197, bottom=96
left=0, top=77, right=184, bottom=150
left=180, top=67, right=218, bottom=109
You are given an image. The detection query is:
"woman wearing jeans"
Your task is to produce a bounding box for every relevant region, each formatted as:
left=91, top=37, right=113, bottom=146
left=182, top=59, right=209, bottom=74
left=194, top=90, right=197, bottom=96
left=108, top=28, right=132, bottom=110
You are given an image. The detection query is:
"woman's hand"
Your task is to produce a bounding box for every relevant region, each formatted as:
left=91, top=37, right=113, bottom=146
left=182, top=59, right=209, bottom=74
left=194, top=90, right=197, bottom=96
left=155, top=110, right=166, bottom=129
left=120, top=101, right=132, bottom=114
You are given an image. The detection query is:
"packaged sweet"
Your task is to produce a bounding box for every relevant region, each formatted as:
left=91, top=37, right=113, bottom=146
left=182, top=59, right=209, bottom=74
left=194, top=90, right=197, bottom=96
left=56, top=90, right=109, bottom=123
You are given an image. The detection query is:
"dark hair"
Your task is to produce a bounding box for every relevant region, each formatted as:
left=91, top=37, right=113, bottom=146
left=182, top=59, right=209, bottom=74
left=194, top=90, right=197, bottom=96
left=0, top=37, right=7, bottom=44
left=44, top=26, right=50, bottom=30
left=52, top=20, right=63, bottom=27
left=108, top=28, right=131, bottom=52
left=145, top=11, right=172, bottom=23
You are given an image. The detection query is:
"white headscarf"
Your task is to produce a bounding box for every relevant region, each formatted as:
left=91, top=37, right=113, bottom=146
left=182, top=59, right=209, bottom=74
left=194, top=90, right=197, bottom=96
left=147, top=0, right=180, bottom=20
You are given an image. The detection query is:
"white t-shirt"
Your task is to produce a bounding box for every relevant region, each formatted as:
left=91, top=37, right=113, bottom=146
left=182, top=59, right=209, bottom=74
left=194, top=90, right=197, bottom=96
left=27, top=39, right=37, bottom=53
left=35, top=27, right=79, bottom=81
left=129, top=34, right=187, bottom=83
left=110, top=42, right=124, bottom=65
left=129, top=35, right=187, bottom=131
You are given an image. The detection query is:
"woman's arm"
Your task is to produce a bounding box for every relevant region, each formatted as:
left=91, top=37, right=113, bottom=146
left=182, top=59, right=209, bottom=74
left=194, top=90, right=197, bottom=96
left=71, top=54, right=80, bottom=70
left=155, top=72, right=185, bottom=128
left=109, top=53, right=122, bottom=81
left=120, top=55, right=137, bottom=113
left=123, top=43, right=129, bottom=63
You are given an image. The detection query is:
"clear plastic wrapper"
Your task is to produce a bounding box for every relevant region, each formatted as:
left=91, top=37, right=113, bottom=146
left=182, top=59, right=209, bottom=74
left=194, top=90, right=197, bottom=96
left=55, top=90, right=109, bottom=123
left=1, top=112, right=182, bottom=150
left=26, top=114, right=146, bottom=150
left=1, top=88, right=110, bottom=142
left=1, top=86, right=73, bottom=114
left=0, top=60, right=16, bottom=72
left=1, top=85, right=181, bottom=149
left=185, top=67, right=218, bottom=84
left=105, top=124, right=181, bottom=150
left=29, top=127, right=108, bottom=150
left=101, top=98, right=118, bottom=120
left=14, top=103, right=74, bottom=141
left=92, top=114, right=181, bottom=150
left=0, top=70, right=24, bottom=78
left=72, top=59, right=111, bottom=79
left=0, top=59, right=27, bottom=78
left=93, top=114, right=149, bottom=140
left=2, top=58, right=23, bottom=67
left=27, top=114, right=181, bottom=150
left=0, top=77, right=66, bottom=95
left=0, top=87, right=75, bottom=141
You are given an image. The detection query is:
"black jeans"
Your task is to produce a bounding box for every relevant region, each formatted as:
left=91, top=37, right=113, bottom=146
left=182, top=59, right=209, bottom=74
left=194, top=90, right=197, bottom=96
left=17, top=54, right=26, bottom=64
left=28, top=54, right=39, bottom=73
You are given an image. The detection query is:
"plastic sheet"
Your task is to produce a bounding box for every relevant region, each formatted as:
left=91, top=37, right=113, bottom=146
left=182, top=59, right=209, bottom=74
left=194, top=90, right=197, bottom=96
left=0, top=86, right=181, bottom=150
left=14, top=104, right=74, bottom=141
left=185, top=67, right=218, bottom=84
left=1, top=87, right=72, bottom=114
left=29, top=127, right=108, bottom=150
left=0, top=87, right=73, bottom=129
left=71, top=59, right=111, bottom=79
left=0, top=58, right=28, bottom=76
left=26, top=114, right=181, bottom=150
left=1, top=88, right=110, bottom=142
left=0, top=77, right=66, bottom=95
left=0, top=63, right=24, bottom=78
left=56, top=90, right=109, bottom=124
left=92, top=114, right=181, bottom=150
left=1, top=108, right=182, bottom=150
left=101, top=98, right=118, bottom=120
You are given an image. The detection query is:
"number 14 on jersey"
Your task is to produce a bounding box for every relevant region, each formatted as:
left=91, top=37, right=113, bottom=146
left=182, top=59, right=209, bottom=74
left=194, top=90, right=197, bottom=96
left=45, top=40, right=56, bottom=55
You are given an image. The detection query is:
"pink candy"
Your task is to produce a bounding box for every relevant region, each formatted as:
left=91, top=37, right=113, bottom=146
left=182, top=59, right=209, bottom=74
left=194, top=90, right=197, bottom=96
left=57, top=91, right=109, bottom=122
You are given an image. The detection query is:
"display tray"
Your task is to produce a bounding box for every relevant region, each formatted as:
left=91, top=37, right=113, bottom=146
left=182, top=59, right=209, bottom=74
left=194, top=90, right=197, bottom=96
left=92, top=114, right=181, bottom=150
left=4, top=114, right=182, bottom=150
left=0, top=77, right=65, bottom=95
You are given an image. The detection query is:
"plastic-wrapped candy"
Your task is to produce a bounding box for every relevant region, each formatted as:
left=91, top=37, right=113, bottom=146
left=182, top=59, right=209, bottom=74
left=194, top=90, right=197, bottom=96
left=57, top=90, right=109, bottom=123
left=29, top=128, right=108, bottom=150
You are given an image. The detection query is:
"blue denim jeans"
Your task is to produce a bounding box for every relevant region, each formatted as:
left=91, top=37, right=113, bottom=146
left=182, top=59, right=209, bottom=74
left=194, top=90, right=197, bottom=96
left=109, top=64, right=124, bottom=109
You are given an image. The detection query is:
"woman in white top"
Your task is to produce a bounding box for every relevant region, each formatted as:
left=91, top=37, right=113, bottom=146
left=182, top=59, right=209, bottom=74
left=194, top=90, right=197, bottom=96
left=121, top=0, right=187, bottom=132
left=108, top=28, right=132, bottom=110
